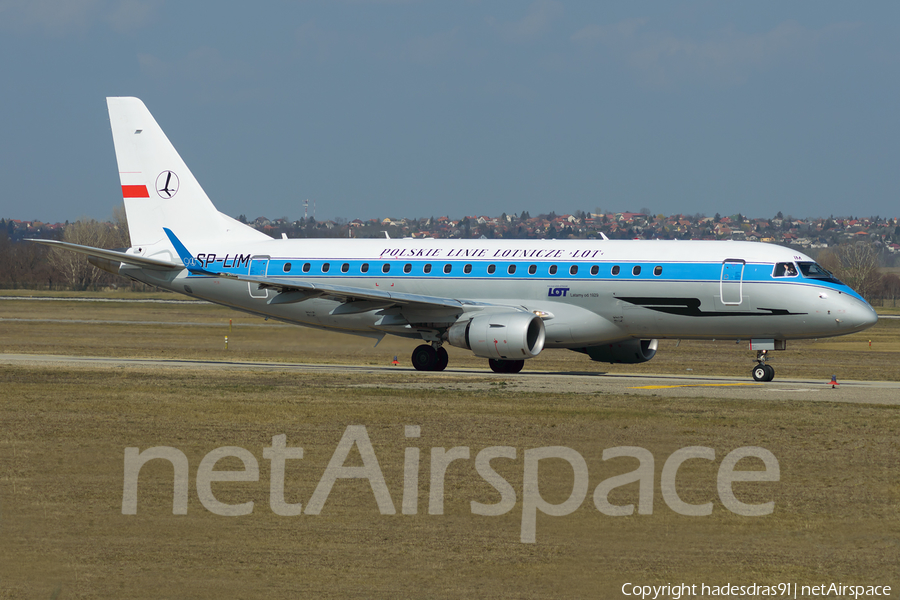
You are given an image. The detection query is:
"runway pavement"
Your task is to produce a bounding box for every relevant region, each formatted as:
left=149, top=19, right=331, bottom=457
left=2, top=352, right=897, bottom=405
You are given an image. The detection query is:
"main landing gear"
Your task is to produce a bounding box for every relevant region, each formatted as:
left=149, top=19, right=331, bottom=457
left=411, top=343, right=449, bottom=372
left=489, top=359, right=525, bottom=374
left=752, top=350, right=775, bottom=382
left=410, top=344, right=526, bottom=374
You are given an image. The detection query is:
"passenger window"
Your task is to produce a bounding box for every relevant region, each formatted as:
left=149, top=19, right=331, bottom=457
left=570, top=265, right=578, bottom=275
left=382, top=263, right=390, bottom=274
left=528, top=264, right=537, bottom=275
left=632, top=265, right=641, bottom=276
left=508, top=264, right=516, bottom=274
left=611, top=265, right=620, bottom=275
left=444, top=264, right=452, bottom=274
left=424, top=263, right=432, bottom=274
left=653, top=266, right=662, bottom=276
left=549, top=265, right=558, bottom=275
left=774, top=262, right=797, bottom=277
left=302, top=263, right=311, bottom=273
left=403, top=263, right=412, bottom=274
left=464, top=264, right=472, bottom=274
left=487, top=264, right=496, bottom=274
left=361, top=263, right=369, bottom=273
left=322, top=263, right=330, bottom=273
left=341, top=263, right=349, bottom=273
left=283, top=263, right=292, bottom=273
left=590, top=265, right=599, bottom=276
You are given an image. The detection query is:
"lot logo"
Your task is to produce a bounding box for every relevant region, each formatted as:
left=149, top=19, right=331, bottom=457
left=156, top=171, right=179, bottom=199
left=548, top=287, right=570, bottom=297
left=122, top=426, right=780, bottom=543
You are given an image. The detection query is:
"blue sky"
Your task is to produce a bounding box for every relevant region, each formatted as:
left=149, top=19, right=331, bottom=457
left=1, top=1, right=898, bottom=223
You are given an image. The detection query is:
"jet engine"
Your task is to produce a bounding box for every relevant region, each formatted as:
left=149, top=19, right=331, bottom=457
left=446, top=312, right=546, bottom=360
left=574, top=339, right=658, bottom=364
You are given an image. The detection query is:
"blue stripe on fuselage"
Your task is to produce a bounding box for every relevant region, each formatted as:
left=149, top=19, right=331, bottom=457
left=183, top=256, right=867, bottom=302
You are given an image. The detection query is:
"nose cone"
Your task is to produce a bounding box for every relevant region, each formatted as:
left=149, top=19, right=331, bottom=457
left=852, top=300, right=879, bottom=331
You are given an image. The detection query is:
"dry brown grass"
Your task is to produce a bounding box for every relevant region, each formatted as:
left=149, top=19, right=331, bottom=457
left=1, top=293, right=898, bottom=381
left=1, top=366, right=899, bottom=598
left=1, top=294, right=899, bottom=598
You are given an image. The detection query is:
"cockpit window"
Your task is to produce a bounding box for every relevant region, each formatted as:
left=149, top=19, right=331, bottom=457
left=797, top=261, right=843, bottom=284
left=773, top=262, right=798, bottom=277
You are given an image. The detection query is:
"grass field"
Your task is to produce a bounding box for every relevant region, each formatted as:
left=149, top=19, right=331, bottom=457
left=1, top=289, right=898, bottom=381
left=1, top=293, right=899, bottom=598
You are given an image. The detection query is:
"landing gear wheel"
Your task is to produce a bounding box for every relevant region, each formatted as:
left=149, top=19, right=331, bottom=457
left=752, top=364, right=767, bottom=381
left=434, top=347, right=449, bottom=371
left=505, top=360, right=525, bottom=374
left=412, top=344, right=437, bottom=371
left=489, top=359, right=525, bottom=374
left=752, top=364, right=775, bottom=382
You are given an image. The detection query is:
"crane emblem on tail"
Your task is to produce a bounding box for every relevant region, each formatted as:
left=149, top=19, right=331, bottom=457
left=156, top=171, right=179, bottom=199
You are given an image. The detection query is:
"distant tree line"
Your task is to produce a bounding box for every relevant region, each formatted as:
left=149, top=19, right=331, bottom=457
left=0, top=207, right=151, bottom=291
left=1, top=214, right=899, bottom=305
left=814, top=242, right=900, bottom=306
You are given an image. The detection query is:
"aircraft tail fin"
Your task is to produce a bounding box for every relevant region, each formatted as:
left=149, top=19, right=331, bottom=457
left=106, top=97, right=269, bottom=249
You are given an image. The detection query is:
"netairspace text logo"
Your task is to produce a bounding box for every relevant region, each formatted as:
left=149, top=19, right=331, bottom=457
left=122, top=425, right=780, bottom=543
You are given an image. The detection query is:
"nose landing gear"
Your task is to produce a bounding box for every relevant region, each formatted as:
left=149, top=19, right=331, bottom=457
left=752, top=350, right=775, bottom=382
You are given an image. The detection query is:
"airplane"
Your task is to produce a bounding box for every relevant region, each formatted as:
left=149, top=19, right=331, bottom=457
left=33, top=97, right=879, bottom=381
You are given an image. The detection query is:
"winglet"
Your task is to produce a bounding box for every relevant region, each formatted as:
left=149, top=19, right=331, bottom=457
left=163, top=227, right=208, bottom=274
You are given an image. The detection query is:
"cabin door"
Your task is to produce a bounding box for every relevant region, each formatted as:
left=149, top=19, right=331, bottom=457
left=248, top=255, right=270, bottom=298
left=720, top=259, right=745, bottom=305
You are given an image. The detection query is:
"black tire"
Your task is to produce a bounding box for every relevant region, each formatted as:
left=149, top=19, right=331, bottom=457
left=489, top=359, right=524, bottom=374
left=506, top=360, right=525, bottom=374
left=752, top=364, right=767, bottom=381
left=434, top=347, right=449, bottom=371
left=412, top=344, right=437, bottom=371
left=763, top=364, right=775, bottom=382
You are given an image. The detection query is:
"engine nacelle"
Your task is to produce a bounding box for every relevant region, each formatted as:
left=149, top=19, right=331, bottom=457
left=447, top=312, right=546, bottom=360
left=575, top=339, right=658, bottom=364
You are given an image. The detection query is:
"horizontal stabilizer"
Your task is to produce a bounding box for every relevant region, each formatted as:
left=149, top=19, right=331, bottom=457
left=29, top=239, right=182, bottom=270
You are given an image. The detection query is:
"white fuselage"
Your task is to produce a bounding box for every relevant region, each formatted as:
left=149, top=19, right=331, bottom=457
left=123, top=237, right=878, bottom=349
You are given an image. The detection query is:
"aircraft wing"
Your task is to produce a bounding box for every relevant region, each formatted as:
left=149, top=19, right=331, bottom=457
left=29, top=239, right=183, bottom=270
left=234, top=273, right=469, bottom=310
